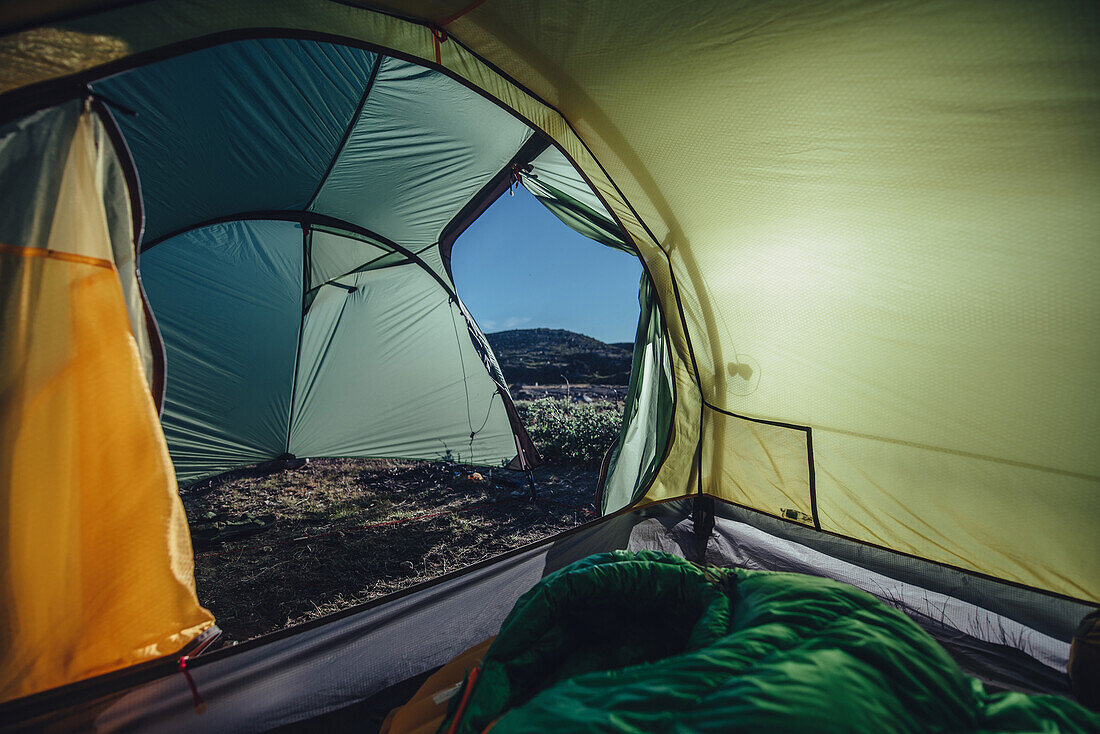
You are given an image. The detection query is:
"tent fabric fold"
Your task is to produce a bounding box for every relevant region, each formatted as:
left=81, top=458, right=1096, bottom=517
left=600, top=271, right=674, bottom=514
left=522, top=146, right=632, bottom=252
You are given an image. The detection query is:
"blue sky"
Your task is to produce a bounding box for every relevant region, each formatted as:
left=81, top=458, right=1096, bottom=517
left=451, top=186, right=642, bottom=344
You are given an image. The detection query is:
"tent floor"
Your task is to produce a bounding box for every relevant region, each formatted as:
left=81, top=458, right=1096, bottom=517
left=271, top=668, right=438, bottom=734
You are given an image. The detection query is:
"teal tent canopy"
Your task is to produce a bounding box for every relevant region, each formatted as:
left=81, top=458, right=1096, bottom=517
left=94, top=38, right=551, bottom=482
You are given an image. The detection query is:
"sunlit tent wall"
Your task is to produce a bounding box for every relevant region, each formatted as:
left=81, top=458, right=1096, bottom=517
left=0, top=0, right=1097, bottom=731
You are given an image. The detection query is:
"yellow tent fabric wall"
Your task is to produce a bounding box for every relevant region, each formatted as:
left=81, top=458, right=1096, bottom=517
left=396, top=0, right=1100, bottom=602
left=0, top=101, right=213, bottom=703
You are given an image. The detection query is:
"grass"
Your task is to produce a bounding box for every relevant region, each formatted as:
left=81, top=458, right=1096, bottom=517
left=182, top=398, right=619, bottom=645
left=517, top=397, right=624, bottom=463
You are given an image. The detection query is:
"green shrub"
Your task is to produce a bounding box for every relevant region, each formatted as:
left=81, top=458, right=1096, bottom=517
left=518, top=398, right=624, bottom=463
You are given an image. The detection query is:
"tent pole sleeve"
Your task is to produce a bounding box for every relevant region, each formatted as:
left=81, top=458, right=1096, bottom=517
left=284, top=224, right=310, bottom=454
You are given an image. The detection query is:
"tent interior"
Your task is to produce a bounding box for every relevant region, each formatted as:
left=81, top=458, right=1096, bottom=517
left=0, top=2, right=1096, bottom=732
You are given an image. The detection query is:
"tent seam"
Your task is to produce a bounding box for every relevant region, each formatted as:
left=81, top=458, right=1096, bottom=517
left=305, top=50, right=383, bottom=210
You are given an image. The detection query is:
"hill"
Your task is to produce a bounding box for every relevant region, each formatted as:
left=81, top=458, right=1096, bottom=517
left=485, top=328, right=632, bottom=386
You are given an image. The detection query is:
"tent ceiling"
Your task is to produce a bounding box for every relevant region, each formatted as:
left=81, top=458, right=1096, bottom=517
left=93, top=38, right=377, bottom=242
left=307, top=225, right=394, bottom=291
left=310, top=54, right=532, bottom=249
left=92, top=37, right=534, bottom=249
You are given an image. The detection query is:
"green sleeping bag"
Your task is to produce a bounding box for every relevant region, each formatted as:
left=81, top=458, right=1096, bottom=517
left=440, top=551, right=1099, bottom=733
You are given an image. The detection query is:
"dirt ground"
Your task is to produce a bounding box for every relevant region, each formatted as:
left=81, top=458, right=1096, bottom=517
left=182, top=456, right=601, bottom=645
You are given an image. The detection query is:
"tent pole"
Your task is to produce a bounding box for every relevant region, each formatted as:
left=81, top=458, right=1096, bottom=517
left=692, top=495, right=715, bottom=564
